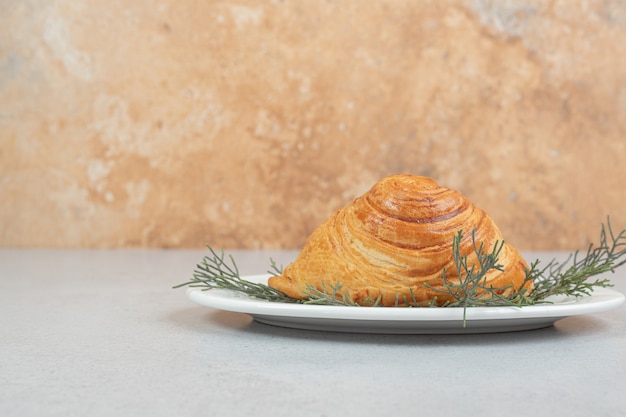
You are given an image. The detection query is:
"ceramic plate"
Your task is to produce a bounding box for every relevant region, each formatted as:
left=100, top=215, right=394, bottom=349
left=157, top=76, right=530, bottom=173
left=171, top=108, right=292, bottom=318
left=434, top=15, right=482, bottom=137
left=186, top=274, right=625, bottom=334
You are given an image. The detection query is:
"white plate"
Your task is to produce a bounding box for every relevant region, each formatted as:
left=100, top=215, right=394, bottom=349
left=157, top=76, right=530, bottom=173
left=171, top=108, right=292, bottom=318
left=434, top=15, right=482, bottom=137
left=186, top=274, right=625, bottom=334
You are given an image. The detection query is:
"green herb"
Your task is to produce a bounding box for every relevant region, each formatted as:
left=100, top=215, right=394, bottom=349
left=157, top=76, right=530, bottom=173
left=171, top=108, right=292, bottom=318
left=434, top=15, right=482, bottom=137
left=174, top=218, right=625, bottom=309
left=301, top=282, right=363, bottom=306
left=172, top=247, right=298, bottom=303
left=524, top=218, right=626, bottom=301
left=423, top=230, right=512, bottom=308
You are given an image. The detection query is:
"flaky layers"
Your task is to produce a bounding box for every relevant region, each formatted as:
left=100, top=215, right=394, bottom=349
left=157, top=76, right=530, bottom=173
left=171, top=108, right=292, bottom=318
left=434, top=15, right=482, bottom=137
left=268, top=174, right=529, bottom=306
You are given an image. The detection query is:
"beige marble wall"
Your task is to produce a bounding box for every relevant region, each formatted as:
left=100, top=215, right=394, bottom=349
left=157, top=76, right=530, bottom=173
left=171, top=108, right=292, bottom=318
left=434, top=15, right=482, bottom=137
left=1, top=0, right=625, bottom=249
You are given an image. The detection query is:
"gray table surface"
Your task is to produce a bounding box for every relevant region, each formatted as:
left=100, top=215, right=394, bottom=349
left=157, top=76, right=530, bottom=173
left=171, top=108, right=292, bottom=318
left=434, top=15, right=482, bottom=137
left=1, top=249, right=625, bottom=417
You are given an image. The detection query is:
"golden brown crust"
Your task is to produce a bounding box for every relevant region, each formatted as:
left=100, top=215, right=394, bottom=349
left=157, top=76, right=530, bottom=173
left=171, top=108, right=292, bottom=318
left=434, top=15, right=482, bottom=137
left=268, top=174, right=529, bottom=306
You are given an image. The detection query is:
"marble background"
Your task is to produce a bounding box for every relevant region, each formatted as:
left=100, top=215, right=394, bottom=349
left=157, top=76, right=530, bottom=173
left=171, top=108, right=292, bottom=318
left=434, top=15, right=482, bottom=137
left=1, top=0, right=625, bottom=249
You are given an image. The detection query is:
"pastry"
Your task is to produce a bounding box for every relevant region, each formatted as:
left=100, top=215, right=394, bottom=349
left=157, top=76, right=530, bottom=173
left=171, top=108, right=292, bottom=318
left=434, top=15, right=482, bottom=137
left=268, top=174, right=530, bottom=306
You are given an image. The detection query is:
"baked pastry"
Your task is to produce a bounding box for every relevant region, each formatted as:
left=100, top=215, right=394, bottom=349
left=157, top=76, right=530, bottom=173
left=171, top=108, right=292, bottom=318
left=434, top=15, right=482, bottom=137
left=268, top=174, right=529, bottom=306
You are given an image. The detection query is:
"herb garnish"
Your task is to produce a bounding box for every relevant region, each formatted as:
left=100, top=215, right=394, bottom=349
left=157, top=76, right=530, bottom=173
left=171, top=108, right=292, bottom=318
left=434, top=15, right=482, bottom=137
left=174, top=218, right=626, bottom=309
left=173, top=247, right=298, bottom=303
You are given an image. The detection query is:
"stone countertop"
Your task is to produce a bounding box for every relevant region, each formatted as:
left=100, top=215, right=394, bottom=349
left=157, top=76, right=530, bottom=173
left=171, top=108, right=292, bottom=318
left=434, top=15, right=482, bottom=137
left=1, top=249, right=625, bottom=417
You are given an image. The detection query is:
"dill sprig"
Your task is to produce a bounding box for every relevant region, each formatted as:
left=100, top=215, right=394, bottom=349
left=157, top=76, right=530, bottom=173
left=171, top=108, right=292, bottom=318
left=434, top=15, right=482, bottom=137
left=173, top=246, right=298, bottom=303
left=424, top=230, right=512, bottom=307
left=412, top=230, right=533, bottom=324
left=174, top=218, right=626, bottom=309
left=301, top=282, right=362, bottom=306
left=524, top=217, right=626, bottom=302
